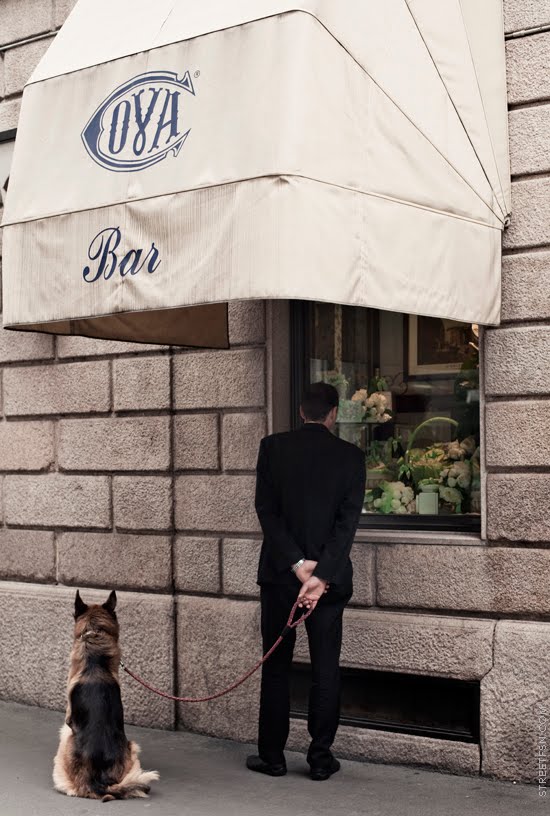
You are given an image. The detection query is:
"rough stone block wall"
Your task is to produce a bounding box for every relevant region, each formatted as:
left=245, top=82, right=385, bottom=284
left=481, top=1, right=550, bottom=782
left=0, top=293, right=268, bottom=730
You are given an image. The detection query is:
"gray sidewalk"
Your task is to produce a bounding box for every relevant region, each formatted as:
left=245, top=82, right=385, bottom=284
left=0, top=700, right=538, bottom=816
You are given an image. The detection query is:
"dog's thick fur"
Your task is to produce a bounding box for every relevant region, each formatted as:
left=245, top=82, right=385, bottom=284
left=53, top=590, right=159, bottom=802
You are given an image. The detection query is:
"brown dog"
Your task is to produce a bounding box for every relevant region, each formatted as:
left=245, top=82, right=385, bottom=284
left=53, top=590, right=159, bottom=801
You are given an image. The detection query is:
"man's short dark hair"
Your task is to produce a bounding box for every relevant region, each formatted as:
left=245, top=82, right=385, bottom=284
left=301, top=382, right=339, bottom=421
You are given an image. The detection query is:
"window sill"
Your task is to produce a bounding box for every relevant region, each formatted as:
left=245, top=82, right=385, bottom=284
left=358, top=512, right=481, bottom=535
left=354, top=528, right=484, bottom=546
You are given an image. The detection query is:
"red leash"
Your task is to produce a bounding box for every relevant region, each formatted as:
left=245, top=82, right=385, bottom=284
left=120, top=597, right=313, bottom=703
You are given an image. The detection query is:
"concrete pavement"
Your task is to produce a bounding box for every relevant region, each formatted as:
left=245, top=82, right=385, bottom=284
left=0, top=700, right=538, bottom=816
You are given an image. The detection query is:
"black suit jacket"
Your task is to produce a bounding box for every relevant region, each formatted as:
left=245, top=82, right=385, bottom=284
left=255, top=423, right=366, bottom=591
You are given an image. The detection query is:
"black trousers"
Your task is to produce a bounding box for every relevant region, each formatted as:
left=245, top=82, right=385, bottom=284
left=258, top=582, right=351, bottom=769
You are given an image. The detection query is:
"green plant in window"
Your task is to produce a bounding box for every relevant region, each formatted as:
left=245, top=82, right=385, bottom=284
left=391, top=417, right=480, bottom=515
left=366, top=441, right=398, bottom=486
left=418, top=478, right=440, bottom=491
left=401, top=446, right=448, bottom=486
left=397, top=416, right=458, bottom=487
left=366, top=439, right=384, bottom=467
left=370, top=435, right=403, bottom=467
left=368, top=373, right=388, bottom=393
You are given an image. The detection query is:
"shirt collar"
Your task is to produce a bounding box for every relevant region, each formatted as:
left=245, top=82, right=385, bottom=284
left=300, top=422, right=330, bottom=432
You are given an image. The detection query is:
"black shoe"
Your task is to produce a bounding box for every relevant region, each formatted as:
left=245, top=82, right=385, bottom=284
left=246, top=755, right=287, bottom=777
left=310, top=758, right=341, bottom=781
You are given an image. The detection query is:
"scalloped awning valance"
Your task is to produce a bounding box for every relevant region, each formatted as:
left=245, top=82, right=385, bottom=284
left=1, top=0, right=510, bottom=346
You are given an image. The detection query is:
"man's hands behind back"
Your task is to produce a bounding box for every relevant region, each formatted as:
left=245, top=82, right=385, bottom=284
left=298, top=576, right=327, bottom=610
left=294, top=560, right=318, bottom=584
left=294, top=560, right=328, bottom=611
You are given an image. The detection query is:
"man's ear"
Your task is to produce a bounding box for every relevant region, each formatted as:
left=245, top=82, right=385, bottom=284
left=74, top=590, right=88, bottom=619
left=102, top=590, right=117, bottom=616
left=299, top=407, right=306, bottom=422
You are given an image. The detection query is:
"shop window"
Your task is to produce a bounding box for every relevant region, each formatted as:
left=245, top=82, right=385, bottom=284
left=290, top=302, right=481, bottom=532
left=290, top=663, right=480, bottom=743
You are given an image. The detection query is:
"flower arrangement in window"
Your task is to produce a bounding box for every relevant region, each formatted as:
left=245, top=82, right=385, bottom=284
left=369, top=481, right=416, bottom=515
left=322, top=372, right=395, bottom=426
left=364, top=417, right=480, bottom=516
left=350, top=389, right=392, bottom=423
left=334, top=388, right=393, bottom=425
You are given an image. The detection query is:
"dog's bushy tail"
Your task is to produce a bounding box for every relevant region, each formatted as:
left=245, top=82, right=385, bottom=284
left=100, top=742, right=159, bottom=803
left=101, top=767, right=160, bottom=802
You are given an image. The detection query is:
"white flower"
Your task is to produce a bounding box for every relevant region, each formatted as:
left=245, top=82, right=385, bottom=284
left=447, top=441, right=464, bottom=460
left=366, top=392, right=387, bottom=410
left=439, top=486, right=462, bottom=505
left=450, top=461, right=471, bottom=489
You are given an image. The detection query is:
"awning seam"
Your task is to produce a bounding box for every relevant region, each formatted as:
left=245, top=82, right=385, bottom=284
left=404, top=0, right=507, bottom=224
left=0, top=172, right=504, bottom=231
left=457, top=0, right=511, bottom=219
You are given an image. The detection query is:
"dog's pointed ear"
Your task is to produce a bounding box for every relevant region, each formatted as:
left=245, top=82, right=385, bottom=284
left=102, top=590, right=117, bottom=616
left=74, top=590, right=88, bottom=619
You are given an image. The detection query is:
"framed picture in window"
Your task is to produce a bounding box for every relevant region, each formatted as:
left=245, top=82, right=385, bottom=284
left=407, top=315, right=474, bottom=377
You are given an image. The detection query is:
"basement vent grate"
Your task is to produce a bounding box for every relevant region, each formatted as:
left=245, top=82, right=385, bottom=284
left=290, top=664, right=480, bottom=743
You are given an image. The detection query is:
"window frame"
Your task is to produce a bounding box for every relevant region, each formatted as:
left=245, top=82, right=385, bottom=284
left=289, top=300, right=482, bottom=534
left=0, top=128, right=16, bottom=207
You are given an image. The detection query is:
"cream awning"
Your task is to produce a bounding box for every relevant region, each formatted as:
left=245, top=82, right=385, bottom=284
left=1, top=0, right=511, bottom=346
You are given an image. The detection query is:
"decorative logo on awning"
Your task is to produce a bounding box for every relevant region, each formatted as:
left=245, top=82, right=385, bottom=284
left=82, top=71, right=195, bottom=172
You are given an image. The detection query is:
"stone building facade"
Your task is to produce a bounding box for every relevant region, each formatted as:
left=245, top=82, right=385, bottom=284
left=0, top=0, right=549, bottom=785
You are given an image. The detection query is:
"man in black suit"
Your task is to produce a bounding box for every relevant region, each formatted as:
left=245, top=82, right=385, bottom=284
left=246, top=382, right=366, bottom=781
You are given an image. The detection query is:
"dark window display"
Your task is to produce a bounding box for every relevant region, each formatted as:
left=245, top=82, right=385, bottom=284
left=301, top=303, right=480, bottom=526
